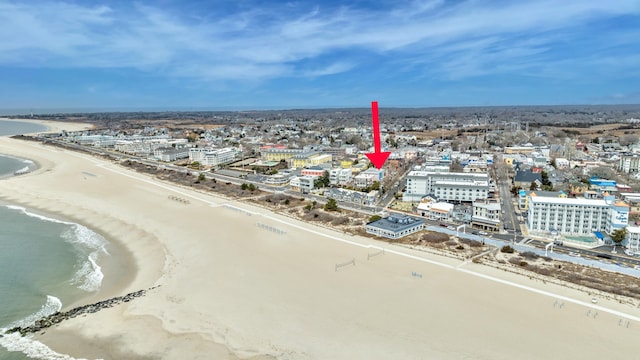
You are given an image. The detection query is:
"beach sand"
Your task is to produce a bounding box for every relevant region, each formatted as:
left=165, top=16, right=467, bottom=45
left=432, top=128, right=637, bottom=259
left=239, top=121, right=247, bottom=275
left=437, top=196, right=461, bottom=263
left=1, top=134, right=640, bottom=360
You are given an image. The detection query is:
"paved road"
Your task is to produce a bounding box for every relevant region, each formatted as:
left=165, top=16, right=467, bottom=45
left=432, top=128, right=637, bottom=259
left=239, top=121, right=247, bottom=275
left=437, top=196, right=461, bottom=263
left=431, top=226, right=640, bottom=277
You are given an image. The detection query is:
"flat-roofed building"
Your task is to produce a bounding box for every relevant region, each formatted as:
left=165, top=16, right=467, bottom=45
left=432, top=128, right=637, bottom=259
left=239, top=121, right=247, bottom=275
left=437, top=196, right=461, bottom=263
left=417, top=201, right=454, bottom=221
left=154, top=147, right=190, bottom=162
left=518, top=190, right=567, bottom=210
left=365, top=214, right=425, bottom=239
left=329, top=168, right=352, bottom=185
left=355, top=168, right=384, bottom=189
left=190, top=147, right=237, bottom=166
left=289, top=152, right=332, bottom=168
left=619, top=155, right=640, bottom=174
left=472, top=199, right=501, bottom=232
left=626, top=226, right=640, bottom=255
left=289, top=176, right=315, bottom=193
left=261, top=147, right=303, bottom=162
left=404, top=171, right=489, bottom=202
left=301, top=166, right=326, bottom=177
left=527, top=196, right=629, bottom=237
left=505, top=146, right=536, bottom=154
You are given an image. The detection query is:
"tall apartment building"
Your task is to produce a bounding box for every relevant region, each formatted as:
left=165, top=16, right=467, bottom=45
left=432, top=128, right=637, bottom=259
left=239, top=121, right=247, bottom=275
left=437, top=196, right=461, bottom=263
left=403, top=171, right=489, bottom=202
left=527, top=196, right=629, bottom=237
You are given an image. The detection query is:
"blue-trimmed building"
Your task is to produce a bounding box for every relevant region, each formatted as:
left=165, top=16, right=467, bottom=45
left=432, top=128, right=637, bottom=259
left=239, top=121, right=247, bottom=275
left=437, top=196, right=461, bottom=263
left=366, top=214, right=425, bottom=239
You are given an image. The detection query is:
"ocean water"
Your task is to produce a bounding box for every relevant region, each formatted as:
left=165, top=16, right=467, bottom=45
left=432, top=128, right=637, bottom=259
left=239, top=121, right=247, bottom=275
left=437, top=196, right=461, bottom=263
left=0, top=121, right=108, bottom=359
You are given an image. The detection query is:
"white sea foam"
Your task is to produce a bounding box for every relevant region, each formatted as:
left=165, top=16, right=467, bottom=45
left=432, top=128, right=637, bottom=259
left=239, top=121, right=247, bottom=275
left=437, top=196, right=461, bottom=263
left=5, top=205, right=109, bottom=292
left=5, top=205, right=74, bottom=225
left=69, top=251, right=104, bottom=292
left=23, top=159, right=35, bottom=164
left=0, top=332, right=81, bottom=360
left=62, top=224, right=108, bottom=292
left=6, top=295, right=62, bottom=329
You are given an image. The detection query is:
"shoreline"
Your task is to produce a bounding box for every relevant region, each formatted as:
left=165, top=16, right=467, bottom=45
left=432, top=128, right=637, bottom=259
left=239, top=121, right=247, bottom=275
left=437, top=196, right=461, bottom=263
left=1, top=124, right=640, bottom=358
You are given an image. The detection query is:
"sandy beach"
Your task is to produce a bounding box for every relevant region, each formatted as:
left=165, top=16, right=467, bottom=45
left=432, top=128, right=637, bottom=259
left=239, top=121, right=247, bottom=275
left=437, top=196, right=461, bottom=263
left=1, top=129, right=640, bottom=359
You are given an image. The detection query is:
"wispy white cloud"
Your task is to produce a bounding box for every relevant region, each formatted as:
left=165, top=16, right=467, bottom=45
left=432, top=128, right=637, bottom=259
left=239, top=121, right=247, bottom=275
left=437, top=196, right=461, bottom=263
left=0, top=0, right=638, bottom=83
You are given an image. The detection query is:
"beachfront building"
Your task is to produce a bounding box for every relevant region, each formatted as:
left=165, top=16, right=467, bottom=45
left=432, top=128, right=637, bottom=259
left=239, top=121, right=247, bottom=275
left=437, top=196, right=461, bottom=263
left=153, top=147, right=190, bottom=162
left=527, top=196, right=629, bottom=237
left=264, top=173, right=291, bottom=186
left=471, top=199, right=501, bottom=232
left=327, top=188, right=378, bottom=206
left=416, top=201, right=454, bottom=221
left=289, top=176, right=315, bottom=194
left=189, top=147, right=237, bottom=166
left=626, top=226, right=640, bottom=255
left=365, top=214, right=425, bottom=239
left=403, top=171, right=490, bottom=202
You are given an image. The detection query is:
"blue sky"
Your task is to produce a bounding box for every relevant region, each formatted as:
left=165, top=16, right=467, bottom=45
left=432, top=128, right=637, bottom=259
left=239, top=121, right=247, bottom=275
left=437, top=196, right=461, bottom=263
left=0, top=0, right=639, bottom=110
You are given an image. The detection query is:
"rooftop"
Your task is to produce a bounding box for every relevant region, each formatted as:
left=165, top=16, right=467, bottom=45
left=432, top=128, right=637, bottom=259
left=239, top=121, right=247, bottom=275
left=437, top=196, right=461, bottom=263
left=529, top=196, right=609, bottom=206
left=367, top=214, right=424, bottom=233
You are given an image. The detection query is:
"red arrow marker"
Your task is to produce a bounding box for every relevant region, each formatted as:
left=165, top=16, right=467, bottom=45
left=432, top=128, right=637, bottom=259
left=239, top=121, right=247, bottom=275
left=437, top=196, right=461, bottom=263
left=365, top=101, right=390, bottom=169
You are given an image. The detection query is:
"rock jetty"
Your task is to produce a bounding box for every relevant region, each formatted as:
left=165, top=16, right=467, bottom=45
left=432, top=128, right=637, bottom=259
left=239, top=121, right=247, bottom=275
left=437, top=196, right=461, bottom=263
left=5, top=286, right=158, bottom=337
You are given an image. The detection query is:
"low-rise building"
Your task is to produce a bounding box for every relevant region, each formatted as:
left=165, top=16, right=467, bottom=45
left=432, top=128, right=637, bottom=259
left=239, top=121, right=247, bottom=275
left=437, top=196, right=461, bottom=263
left=289, top=151, right=332, bottom=168
left=354, top=168, right=384, bottom=189
left=260, top=146, right=303, bottom=162
left=416, top=201, right=454, bottom=221
left=153, top=147, right=190, bottom=162
left=365, top=214, right=425, bottom=239
left=289, top=176, right=315, bottom=193
left=301, top=166, right=326, bottom=177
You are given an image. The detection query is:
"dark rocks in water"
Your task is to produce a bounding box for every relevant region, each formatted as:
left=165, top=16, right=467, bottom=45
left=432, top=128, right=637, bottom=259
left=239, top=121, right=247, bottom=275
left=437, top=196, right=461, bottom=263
left=4, top=286, right=160, bottom=336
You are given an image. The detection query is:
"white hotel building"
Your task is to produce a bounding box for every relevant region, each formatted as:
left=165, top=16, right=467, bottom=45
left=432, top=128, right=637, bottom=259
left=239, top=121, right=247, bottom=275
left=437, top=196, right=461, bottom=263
left=403, top=171, right=490, bottom=202
left=527, top=196, right=629, bottom=237
left=189, top=147, right=237, bottom=167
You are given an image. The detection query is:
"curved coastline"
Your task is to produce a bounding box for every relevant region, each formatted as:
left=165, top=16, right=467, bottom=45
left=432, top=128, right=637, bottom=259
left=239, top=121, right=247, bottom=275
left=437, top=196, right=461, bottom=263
left=0, top=138, right=154, bottom=360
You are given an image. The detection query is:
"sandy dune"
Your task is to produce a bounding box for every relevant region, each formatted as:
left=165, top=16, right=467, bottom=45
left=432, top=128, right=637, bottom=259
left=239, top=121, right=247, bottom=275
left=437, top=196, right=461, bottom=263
left=1, top=135, right=639, bottom=360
